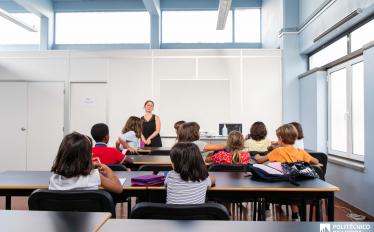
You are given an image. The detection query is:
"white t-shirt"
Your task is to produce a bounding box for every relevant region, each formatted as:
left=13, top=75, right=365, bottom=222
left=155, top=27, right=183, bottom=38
left=49, top=169, right=101, bottom=190
left=294, top=139, right=304, bottom=150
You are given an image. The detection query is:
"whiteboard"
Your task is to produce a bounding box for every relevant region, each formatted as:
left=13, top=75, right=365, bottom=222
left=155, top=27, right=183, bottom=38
left=160, top=79, right=230, bottom=136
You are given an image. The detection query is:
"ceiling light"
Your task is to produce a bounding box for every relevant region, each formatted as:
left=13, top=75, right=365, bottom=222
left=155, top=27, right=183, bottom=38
left=216, top=0, right=232, bottom=30
left=0, top=8, right=38, bottom=32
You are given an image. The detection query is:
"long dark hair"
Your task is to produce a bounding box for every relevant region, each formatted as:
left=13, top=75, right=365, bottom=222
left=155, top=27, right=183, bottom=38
left=122, top=116, right=142, bottom=138
left=170, top=142, right=209, bottom=182
left=51, top=132, right=93, bottom=178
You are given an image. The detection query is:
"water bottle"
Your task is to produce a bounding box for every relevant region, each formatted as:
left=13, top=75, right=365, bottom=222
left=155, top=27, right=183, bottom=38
left=222, top=124, right=228, bottom=136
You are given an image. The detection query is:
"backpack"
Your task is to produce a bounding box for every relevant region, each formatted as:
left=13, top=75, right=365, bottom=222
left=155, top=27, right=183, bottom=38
left=250, top=162, right=319, bottom=186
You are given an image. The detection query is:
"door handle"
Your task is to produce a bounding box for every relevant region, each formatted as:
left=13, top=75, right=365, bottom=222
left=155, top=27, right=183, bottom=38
left=21, top=127, right=27, bottom=131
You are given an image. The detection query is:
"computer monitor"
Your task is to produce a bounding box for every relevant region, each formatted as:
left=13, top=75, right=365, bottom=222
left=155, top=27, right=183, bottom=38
left=219, top=123, right=242, bottom=135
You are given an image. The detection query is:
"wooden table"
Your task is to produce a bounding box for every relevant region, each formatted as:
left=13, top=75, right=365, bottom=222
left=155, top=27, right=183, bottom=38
left=1, top=210, right=110, bottom=232
left=137, top=147, right=171, bottom=155
left=0, top=171, right=339, bottom=221
left=147, top=172, right=339, bottom=221
left=0, top=170, right=148, bottom=210
left=100, top=219, right=329, bottom=232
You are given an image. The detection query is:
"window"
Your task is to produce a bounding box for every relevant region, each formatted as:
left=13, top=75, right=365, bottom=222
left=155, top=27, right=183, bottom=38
left=309, top=37, right=348, bottom=69
left=0, top=13, right=40, bottom=45
left=328, top=57, right=364, bottom=161
left=309, top=18, right=374, bottom=70
left=351, top=19, right=374, bottom=52
left=234, top=9, right=261, bottom=43
left=55, top=12, right=150, bottom=44
left=162, top=11, right=232, bottom=43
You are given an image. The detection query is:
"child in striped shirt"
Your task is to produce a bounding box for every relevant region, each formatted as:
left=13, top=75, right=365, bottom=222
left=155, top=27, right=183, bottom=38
left=165, top=142, right=216, bottom=204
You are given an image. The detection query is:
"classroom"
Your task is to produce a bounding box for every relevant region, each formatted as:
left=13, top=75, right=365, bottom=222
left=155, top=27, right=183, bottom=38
left=0, top=0, right=373, bottom=231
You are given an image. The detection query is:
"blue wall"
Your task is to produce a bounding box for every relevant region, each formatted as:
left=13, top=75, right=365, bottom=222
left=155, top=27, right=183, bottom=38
left=298, top=0, right=374, bottom=215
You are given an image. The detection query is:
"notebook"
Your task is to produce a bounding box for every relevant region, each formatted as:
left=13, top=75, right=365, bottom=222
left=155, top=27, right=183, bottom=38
left=131, top=175, right=165, bottom=186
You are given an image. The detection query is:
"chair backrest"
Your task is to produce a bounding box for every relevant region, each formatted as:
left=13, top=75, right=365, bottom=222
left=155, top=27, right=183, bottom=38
left=312, top=166, right=324, bottom=180
left=249, top=151, right=268, bottom=157
left=208, top=164, right=249, bottom=172
left=137, top=164, right=173, bottom=174
left=130, top=202, right=230, bottom=220
left=107, top=164, right=127, bottom=171
left=309, top=152, right=328, bottom=178
left=28, top=189, right=116, bottom=218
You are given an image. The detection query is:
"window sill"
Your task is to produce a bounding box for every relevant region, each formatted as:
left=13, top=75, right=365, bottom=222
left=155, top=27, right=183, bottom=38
left=328, top=154, right=365, bottom=172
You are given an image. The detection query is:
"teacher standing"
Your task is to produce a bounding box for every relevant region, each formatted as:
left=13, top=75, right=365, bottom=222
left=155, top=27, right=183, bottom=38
left=141, top=100, right=162, bottom=147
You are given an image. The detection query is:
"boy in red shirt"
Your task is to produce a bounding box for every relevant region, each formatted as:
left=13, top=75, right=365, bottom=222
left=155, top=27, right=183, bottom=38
left=91, top=123, right=131, bottom=166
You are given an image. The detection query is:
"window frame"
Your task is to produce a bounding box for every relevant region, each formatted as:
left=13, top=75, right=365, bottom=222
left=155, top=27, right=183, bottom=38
left=308, top=16, right=373, bottom=70
left=327, top=56, right=364, bottom=162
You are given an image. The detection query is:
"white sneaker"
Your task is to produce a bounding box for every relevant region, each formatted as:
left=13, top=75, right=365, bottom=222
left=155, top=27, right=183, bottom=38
left=292, top=216, right=300, bottom=222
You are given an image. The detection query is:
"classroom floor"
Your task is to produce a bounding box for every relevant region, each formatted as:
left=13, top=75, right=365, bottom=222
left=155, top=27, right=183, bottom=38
left=0, top=197, right=372, bottom=221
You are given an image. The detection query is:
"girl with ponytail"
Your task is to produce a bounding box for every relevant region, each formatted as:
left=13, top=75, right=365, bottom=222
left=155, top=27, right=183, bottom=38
left=205, top=131, right=250, bottom=164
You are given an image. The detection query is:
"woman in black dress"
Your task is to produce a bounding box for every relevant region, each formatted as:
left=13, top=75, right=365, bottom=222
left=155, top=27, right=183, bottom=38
left=141, top=100, right=162, bottom=147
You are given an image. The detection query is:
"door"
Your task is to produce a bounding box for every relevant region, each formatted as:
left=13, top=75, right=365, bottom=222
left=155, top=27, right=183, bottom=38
left=27, top=82, right=65, bottom=170
left=70, top=83, right=107, bottom=137
left=0, top=82, right=27, bottom=171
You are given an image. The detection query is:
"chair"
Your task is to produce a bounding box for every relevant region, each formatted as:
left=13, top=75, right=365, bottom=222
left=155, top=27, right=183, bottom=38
left=28, top=189, right=116, bottom=218
left=309, top=152, right=328, bottom=180
left=208, top=164, right=250, bottom=172
left=137, top=164, right=173, bottom=174
left=130, top=202, right=230, bottom=220
left=107, top=164, right=127, bottom=171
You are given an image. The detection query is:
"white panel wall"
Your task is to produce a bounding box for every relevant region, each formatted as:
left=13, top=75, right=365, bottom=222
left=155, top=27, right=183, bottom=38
left=0, top=49, right=282, bottom=148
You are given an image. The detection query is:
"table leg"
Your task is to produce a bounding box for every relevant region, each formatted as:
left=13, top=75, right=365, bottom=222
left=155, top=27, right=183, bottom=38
left=327, top=193, right=334, bottom=221
left=5, top=195, right=11, bottom=210
left=300, top=201, right=307, bottom=221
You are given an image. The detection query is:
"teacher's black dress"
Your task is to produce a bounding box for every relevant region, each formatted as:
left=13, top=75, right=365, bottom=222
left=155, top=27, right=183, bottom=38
left=141, top=114, right=162, bottom=147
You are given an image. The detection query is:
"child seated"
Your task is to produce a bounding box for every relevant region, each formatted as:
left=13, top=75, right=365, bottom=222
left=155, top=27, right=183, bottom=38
left=117, top=116, right=142, bottom=154
left=49, top=132, right=123, bottom=194
left=290, top=122, right=304, bottom=150
left=206, top=131, right=250, bottom=164
left=91, top=123, right=131, bottom=165
left=254, top=124, right=319, bottom=221
left=255, top=124, right=318, bottom=164
left=165, top=142, right=216, bottom=204
left=244, top=121, right=272, bottom=152
left=177, top=122, right=226, bottom=153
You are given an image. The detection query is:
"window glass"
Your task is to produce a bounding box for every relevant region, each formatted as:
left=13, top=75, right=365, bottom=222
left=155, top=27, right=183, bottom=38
left=351, top=62, right=365, bottom=155
left=351, top=19, right=374, bottom=52
left=162, top=11, right=232, bottom=43
left=330, top=68, right=347, bottom=152
left=309, top=37, right=347, bottom=69
left=234, top=9, right=260, bottom=43
left=55, top=12, right=150, bottom=44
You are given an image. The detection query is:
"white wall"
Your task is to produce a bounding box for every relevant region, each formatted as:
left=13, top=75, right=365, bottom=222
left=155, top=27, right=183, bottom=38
left=0, top=49, right=282, bottom=148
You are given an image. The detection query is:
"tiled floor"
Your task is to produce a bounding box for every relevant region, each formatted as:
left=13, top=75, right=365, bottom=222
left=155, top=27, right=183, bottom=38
left=0, top=196, right=372, bottom=221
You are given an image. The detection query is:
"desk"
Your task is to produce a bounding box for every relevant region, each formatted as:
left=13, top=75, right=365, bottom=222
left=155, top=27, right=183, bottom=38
left=0, top=171, right=148, bottom=210
left=127, top=155, right=172, bottom=165
left=0, top=171, right=339, bottom=221
left=137, top=147, right=171, bottom=155
left=100, top=219, right=331, bottom=232
left=1, top=210, right=110, bottom=232
left=147, top=172, right=339, bottom=221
